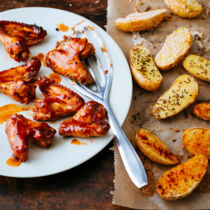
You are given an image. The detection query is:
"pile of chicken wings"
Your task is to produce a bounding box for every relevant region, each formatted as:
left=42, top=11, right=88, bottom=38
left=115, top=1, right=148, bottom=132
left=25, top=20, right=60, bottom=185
left=0, top=21, right=110, bottom=162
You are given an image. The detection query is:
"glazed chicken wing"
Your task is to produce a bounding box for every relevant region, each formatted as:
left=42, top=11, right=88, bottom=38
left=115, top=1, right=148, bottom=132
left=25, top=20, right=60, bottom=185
left=0, top=21, right=47, bottom=61
left=6, top=114, right=29, bottom=162
left=6, top=114, right=56, bottom=162
left=33, top=76, right=85, bottom=121
left=26, top=118, right=56, bottom=148
left=0, top=58, right=41, bottom=104
left=0, top=80, right=37, bottom=104
left=59, top=101, right=110, bottom=137
left=45, top=37, right=95, bottom=84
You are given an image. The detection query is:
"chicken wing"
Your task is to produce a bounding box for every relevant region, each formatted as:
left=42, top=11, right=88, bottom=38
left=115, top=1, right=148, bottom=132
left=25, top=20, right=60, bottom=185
left=45, top=37, right=95, bottom=84
left=5, top=114, right=56, bottom=162
left=0, top=58, right=41, bottom=104
left=33, top=76, right=85, bottom=121
left=59, top=101, right=110, bottom=137
left=0, top=21, right=47, bottom=61
left=26, top=117, right=56, bottom=148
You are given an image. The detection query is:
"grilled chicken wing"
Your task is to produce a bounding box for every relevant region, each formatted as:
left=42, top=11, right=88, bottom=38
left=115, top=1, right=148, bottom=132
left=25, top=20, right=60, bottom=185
left=6, top=114, right=29, bottom=162
left=33, top=76, right=85, bottom=121
left=0, top=80, right=37, bottom=104
left=59, top=101, right=110, bottom=137
left=0, top=58, right=41, bottom=104
left=45, top=37, right=95, bottom=84
left=0, top=21, right=47, bottom=61
left=5, top=114, right=56, bottom=162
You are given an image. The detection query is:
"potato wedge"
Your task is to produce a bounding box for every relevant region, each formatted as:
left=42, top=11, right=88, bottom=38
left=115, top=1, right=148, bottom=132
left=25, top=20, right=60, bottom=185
left=164, top=0, right=202, bottom=18
left=157, top=154, right=208, bottom=200
left=136, top=128, right=179, bottom=165
left=154, top=27, right=192, bottom=70
left=183, top=54, right=210, bottom=82
left=115, top=9, right=166, bottom=32
left=129, top=45, right=162, bottom=91
left=153, top=74, right=198, bottom=120
left=182, top=127, right=210, bottom=159
left=193, top=102, right=210, bottom=121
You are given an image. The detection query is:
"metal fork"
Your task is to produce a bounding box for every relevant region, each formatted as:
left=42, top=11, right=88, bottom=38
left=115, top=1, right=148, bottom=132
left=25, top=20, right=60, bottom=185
left=72, top=22, right=147, bottom=189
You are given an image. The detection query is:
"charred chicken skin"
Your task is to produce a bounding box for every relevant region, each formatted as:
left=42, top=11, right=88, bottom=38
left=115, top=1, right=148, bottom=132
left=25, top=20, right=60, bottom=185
left=59, top=101, right=110, bottom=137
left=0, top=58, right=41, bottom=104
left=45, top=37, right=95, bottom=84
left=6, top=114, right=56, bottom=162
left=33, top=76, right=85, bottom=121
left=0, top=21, right=47, bottom=61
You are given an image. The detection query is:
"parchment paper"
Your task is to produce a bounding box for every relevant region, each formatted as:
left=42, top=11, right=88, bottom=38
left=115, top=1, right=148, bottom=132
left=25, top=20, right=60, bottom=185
left=107, top=0, right=210, bottom=209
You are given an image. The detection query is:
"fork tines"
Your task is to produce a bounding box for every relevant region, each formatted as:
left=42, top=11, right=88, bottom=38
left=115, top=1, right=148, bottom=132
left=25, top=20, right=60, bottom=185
left=72, top=22, right=113, bottom=101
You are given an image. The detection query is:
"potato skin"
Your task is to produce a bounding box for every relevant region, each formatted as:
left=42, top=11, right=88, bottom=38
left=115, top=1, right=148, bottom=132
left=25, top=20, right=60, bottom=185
left=183, top=54, right=210, bottom=82
left=153, top=74, right=199, bottom=120
left=182, top=128, right=210, bottom=159
left=136, top=128, right=179, bottom=165
left=164, top=0, right=203, bottom=18
left=157, top=154, right=208, bottom=200
left=129, top=45, right=162, bottom=91
left=154, top=27, right=192, bottom=71
left=115, top=9, right=166, bottom=32
left=193, top=102, right=210, bottom=121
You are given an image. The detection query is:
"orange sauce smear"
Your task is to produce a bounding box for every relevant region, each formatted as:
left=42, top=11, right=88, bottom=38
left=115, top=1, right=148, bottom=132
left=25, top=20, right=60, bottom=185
left=71, top=139, right=87, bottom=145
left=101, top=44, right=107, bottom=53
left=71, top=20, right=85, bottom=35
left=6, top=155, right=22, bottom=167
left=35, top=53, right=47, bottom=67
left=0, top=104, right=31, bottom=124
left=87, top=25, right=94, bottom=31
left=58, top=23, right=69, bottom=32
left=49, top=73, right=62, bottom=83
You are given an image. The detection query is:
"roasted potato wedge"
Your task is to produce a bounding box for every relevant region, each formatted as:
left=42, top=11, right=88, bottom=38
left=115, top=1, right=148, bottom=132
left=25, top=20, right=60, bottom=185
left=183, top=54, right=210, bottom=82
left=136, top=128, right=179, bottom=165
left=154, top=27, right=192, bottom=70
left=182, top=127, right=210, bottom=159
left=153, top=74, right=198, bottom=120
left=193, top=102, right=210, bottom=121
left=164, top=0, right=203, bottom=18
left=129, top=45, right=162, bottom=91
left=115, top=9, right=166, bottom=32
left=157, top=154, right=208, bottom=200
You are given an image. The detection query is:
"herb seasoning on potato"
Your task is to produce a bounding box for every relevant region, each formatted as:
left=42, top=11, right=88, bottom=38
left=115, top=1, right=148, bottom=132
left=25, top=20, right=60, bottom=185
left=129, top=45, right=162, bottom=91
left=183, top=54, right=210, bottom=82
left=153, top=74, right=199, bottom=120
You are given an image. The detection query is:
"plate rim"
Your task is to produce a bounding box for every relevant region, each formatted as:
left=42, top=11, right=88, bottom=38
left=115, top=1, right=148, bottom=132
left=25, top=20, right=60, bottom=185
left=0, top=7, right=133, bottom=178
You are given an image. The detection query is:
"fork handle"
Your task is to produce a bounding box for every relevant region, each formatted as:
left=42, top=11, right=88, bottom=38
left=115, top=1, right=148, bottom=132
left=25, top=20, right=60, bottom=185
left=104, top=102, right=147, bottom=189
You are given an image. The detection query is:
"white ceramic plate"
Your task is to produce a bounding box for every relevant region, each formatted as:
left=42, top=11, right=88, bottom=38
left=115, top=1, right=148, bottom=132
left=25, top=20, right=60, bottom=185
left=0, top=7, right=132, bottom=178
